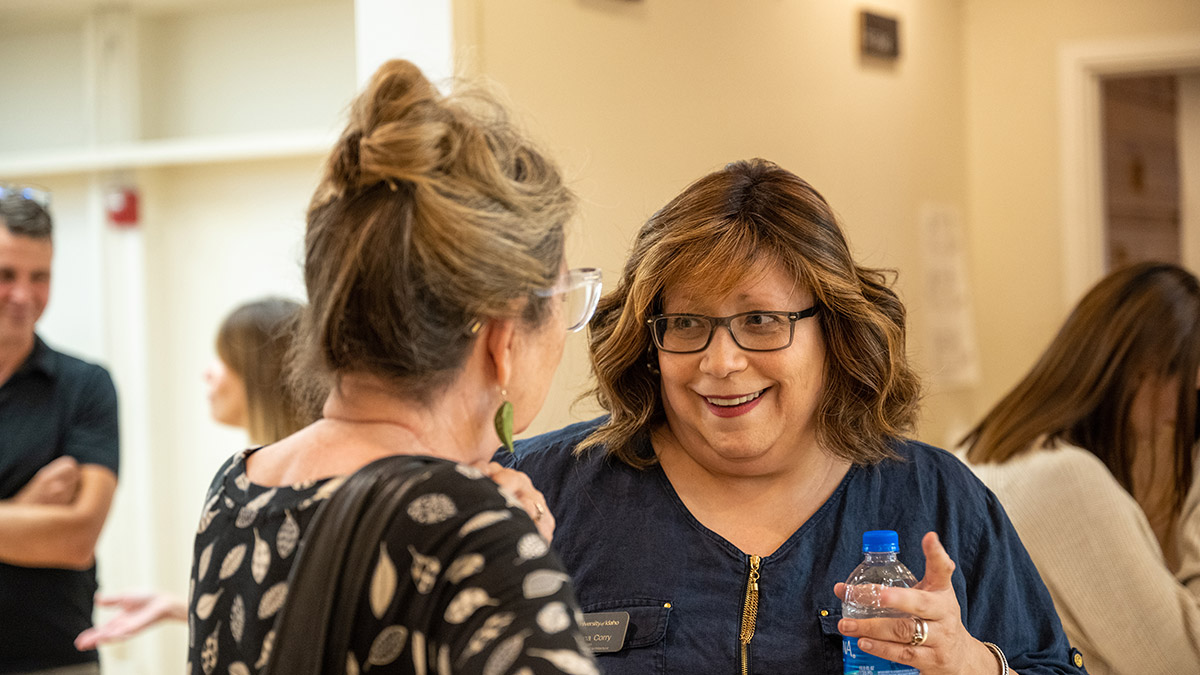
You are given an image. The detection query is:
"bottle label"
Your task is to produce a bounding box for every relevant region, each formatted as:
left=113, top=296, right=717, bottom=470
left=843, top=637, right=920, bottom=674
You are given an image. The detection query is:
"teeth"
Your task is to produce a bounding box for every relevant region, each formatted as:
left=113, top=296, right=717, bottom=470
left=705, top=390, right=764, bottom=407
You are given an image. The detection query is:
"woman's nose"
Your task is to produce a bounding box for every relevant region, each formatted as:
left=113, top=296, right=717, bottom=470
left=699, top=327, right=747, bottom=377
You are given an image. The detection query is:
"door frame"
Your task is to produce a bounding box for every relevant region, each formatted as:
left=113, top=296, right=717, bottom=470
left=1058, top=34, right=1200, bottom=304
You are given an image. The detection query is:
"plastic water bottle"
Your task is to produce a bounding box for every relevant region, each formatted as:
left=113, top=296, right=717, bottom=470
left=842, top=530, right=919, bottom=674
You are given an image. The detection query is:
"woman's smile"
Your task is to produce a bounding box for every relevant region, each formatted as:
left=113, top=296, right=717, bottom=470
left=702, top=387, right=768, bottom=417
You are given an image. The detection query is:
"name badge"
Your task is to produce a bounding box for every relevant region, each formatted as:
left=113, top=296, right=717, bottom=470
left=579, top=611, right=630, bottom=653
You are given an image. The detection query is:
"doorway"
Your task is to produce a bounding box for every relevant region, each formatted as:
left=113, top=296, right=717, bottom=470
left=1101, top=74, right=1182, bottom=270
left=1059, top=36, right=1200, bottom=304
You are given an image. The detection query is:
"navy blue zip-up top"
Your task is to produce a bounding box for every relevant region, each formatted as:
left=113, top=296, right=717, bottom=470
left=500, top=417, right=1087, bottom=675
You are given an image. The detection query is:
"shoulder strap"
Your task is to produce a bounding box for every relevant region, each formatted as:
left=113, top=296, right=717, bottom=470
left=262, top=455, right=433, bottom=674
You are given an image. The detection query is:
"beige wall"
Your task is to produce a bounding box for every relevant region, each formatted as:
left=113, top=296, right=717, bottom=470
left=1179, top=75, right=1200, bottom=273
left=458, top=0, right=972, bottom=445
left=963, top=0, right=1200, bottom=421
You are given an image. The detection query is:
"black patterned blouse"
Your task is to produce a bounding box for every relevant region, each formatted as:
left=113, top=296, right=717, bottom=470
left=186, top=448, right=598, bottom=675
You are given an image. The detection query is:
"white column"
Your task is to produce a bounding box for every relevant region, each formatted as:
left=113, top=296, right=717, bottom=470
left=83, top=8, right=164, bottom=675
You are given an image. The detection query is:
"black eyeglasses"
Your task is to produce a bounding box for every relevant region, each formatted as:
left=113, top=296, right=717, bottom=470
left=646, top=306, right=820, bottom=354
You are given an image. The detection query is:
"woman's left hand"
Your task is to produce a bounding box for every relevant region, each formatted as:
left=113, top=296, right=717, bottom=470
left=835, top=532, right=1002, bottom=675
left=475, top=462, right=556, bottom=543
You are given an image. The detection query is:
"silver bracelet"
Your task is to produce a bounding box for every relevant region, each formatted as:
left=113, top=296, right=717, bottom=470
left=982, top=641, right=1010, bottom=675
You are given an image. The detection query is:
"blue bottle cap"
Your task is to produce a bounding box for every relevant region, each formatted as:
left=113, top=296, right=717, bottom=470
left=862, top=530, right=899, bottom=552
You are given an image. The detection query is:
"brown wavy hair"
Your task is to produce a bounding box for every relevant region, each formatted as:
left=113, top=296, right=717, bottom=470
left=579, top=159, right=920, bottom=467
left=296, top=60, right=575, bottom=401
left=216, top=298, right=311, bottom=445
left=963, top=262, right=1200, bottom=514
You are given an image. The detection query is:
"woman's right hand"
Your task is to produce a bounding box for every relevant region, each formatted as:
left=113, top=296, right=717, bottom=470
left=836, top=532, right=1002, bottom=675
left=74, top=591, right=187, bottom=650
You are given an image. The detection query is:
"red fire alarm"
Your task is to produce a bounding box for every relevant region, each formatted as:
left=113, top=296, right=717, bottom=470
left=105, top=187, right=139, bottom=227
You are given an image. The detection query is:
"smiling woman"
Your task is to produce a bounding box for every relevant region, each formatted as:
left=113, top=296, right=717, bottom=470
left=502, top=159, right=1087, bottom=675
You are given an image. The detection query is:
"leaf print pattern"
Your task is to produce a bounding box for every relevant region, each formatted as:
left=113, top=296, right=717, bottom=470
left=444, top=587, right=499, bottom=624
left=188, top=455, right=597, bottom=675
left=201, top=622, right=220, bottom=675
left=254, top=629, right=274, bottom=669
left=245, top=487, right=279, bottom=511
left=408, top=545, right=441, bottom=594
left=522, top=570, right=571, bottom=599
left=219, top=544, right=246, bottom=580
left=370, top=543, right=398, bottom=619
left=276, top=509, right=299, bottom=558
left=462, top=612, right=516, bottom=662
left=257, top=582, right=287, bottom=619
left=516, top=533, right=549, bottom=562
left=297, top=475, right=346, bottom=510
left=411, top=630, right=427, bottom=675
left=235, top=488, right=278, bottom=528
left=201, top=490, right=220, bottom=516
left=197, top=507, right=220, bottom=534
left=483, top=632, right=527, bottom=675
left=446, top=553, right=485, bottom=583
left=407, top=493, right=458, bottom=524
left=367, top=625, right=408, bottom=666
left=251, top=529, right=270, bottom=584
left=459, top=509, right=511, bottom=536
left=537, top=602, right=571, bottom=634
left=195, top=589, right=223, bottom=620
left=197, top=542, right=214, bottom=580
left=230, top=595, right=245, bottom=644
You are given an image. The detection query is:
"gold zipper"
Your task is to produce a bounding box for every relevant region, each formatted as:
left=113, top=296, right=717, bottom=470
left=738, top=555, right=761, bottom=675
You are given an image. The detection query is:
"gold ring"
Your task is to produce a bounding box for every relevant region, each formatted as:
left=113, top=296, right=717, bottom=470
left=534, top=502, right=546, bottom=522
left=910, top=617, right=929, bottom=646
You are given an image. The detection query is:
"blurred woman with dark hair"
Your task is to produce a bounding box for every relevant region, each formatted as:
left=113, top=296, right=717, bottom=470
left=962, top=262, right=1200, bottom=674
left=74, top=297, right=313, bottom=649
left=207, top=297, right=308, bottom=445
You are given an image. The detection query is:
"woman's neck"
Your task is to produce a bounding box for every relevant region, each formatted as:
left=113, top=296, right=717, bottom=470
left=246, top=371, right=495, bottom=486
left=653, top=427, right=850, bottom=557
left=322, top=372, right=492, bottom=463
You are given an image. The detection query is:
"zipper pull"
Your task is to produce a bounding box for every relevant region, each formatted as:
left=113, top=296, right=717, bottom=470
left=739, top=555, right=762, bottom=645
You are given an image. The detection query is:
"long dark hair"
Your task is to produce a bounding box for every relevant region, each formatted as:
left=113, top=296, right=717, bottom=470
left=216, top=298, right=309, bottom=445
left=963, top=262, right=1200, bottom=514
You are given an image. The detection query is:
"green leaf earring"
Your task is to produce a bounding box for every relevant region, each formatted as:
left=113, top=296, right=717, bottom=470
left=494, top=390, right=514, bottom=453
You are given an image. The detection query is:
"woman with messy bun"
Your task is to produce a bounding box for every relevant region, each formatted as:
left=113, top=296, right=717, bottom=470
left=186, top=60, right=603, bottom=675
